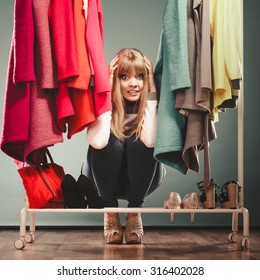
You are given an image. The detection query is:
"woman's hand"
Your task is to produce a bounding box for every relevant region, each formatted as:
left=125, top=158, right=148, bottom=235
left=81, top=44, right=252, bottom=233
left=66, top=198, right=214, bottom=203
left=144, top=55, right=157, bottom=93
left=108, top=55, right=119, bottom=88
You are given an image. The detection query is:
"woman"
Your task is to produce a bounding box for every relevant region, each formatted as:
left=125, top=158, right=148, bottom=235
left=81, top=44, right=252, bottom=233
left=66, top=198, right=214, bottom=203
left=82, top=48, right=165, bottom=244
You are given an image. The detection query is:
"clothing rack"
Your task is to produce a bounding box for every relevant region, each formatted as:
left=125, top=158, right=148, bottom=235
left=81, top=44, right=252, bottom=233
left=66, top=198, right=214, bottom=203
left=14, top=90, right=250, bottom=250
left=14, top=87, right=250, bottom=250
left=15, top=86, right=249, bottom=249
left=13, top=0, right=249, bottom=251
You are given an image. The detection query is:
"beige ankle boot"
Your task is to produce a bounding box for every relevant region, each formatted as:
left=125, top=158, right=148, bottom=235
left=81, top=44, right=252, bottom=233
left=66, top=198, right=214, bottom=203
left=125, top=213, right=144, bottom=244
left=104, top=213, right=123, bottom=244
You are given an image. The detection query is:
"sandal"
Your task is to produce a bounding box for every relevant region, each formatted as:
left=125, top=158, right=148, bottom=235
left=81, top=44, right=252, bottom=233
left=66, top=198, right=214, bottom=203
left=219, top=180, right=241, bottom=209
left=197, top=179, right=219, bottom=209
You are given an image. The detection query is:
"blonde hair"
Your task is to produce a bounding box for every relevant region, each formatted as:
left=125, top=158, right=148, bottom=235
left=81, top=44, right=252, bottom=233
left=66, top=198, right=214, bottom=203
left=111, top=48, right=149, bottom=141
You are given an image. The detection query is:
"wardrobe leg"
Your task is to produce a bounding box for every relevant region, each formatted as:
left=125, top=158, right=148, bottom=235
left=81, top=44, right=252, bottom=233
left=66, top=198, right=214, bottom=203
left=25, top=212, right=36, bottom=243
left=242, top=208, right=249, bottom=237
left=228, top=212, right=239, bottom=243
left=240, top=208, right=250, bottom=250
left=232, top=212, right=238, bottom=233
left=19, top=207, right=28, bottom=238
left=29, top=212, right=36, bottom=232
left=14, top=207, right=28, bottom=249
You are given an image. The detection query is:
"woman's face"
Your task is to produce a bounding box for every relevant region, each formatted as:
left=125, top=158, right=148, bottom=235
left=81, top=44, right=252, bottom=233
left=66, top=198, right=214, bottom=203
left=119, top=71, right=144, bottom=102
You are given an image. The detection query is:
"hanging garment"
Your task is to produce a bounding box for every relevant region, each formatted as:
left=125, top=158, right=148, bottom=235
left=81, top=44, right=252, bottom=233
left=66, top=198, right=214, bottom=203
left=0, top=42, right=31, bottom=162
left=154, top=0, right=191, bottom=174
left=210, top=0, right=242, bottom=121
left=1, top=0, right=63, bottom=165
left=23, top=80, right=63, bottom=165
left=32, top=0, right=58, bottom=89
left=67, top=86, right=96, bottom=138
left=1, top=0, right=35, bottom=162
left=86, top=0, right=112, bottom=118
left=175, top=0, right=217, bottom=186
left=67, top=0, right=92, bottom=90
left=67, top=0, right=96, bottom=138
left=55, top=82, right=75, bottom=132
left=48, top=0, right=79, bottom=82
left=22, top=41, right=64, bottom=165
left=48, top=0, right=88, bottom=136
left=12, top=0, right=36, bottom=84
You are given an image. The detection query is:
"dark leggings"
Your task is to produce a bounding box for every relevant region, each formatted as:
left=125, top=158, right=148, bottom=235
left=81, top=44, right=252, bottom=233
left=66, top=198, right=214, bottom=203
left=81, top=134, right=165, bottom=207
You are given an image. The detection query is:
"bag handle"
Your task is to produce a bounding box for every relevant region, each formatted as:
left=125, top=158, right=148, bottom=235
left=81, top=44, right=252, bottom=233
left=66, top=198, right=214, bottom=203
left=40, top=147, right=55, bottom=167
left=38, top=148, right=64, bottom=180
left=45, top=147, right=55, bottom=164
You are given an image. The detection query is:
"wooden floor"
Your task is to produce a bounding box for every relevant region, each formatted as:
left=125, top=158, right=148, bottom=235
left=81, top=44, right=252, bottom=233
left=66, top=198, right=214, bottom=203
left=0, top=227, right=259, bottom=260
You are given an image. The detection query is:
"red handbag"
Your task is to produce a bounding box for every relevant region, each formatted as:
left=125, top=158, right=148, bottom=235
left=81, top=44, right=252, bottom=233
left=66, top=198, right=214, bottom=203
left=18, top=148, right=65, bottom=208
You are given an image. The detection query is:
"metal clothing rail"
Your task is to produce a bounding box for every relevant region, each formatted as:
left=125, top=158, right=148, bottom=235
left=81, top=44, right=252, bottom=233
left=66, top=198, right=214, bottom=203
left=13, top=0, right=249, bottom=252
left=14, top=206, right=250, bottom=250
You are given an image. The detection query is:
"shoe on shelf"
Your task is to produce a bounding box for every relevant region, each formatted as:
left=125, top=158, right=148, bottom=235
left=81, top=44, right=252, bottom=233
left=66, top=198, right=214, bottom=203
left=182, top=192, right=201, bottom=224
left=77, top=174, right=105, bottom=208
left=197, top=179, right=219, bottom=209
left=163, top=192, right=182, bottom=209
left=104, top=213, right=123, bottom=244
left=125, top=213, right=144, bottom=244
left=61, top=174, right=86, bottom=208
left=219, top=180, right=241, bottom=209
left=163, top=192, right=182, bottom=222
left=182, top=192, right=201, bottom=209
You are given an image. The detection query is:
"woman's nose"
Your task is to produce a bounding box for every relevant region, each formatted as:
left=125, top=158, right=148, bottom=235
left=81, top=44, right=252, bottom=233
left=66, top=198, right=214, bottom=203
left=129, top=78, right=137, bottom=87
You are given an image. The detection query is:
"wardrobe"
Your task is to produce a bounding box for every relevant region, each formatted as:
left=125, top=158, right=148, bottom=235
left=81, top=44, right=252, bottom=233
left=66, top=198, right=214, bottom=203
left=0, top=0, right=249, bottom=250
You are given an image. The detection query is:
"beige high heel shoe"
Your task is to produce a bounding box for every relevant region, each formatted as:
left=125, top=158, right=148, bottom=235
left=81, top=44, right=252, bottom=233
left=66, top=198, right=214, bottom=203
left=182, top=192, right=201, bottom=224
left=163, top=192, right=182, bottom=222
left=125, top=213, right=144, bottom=244
left=104, top=213, right=123, bottom=244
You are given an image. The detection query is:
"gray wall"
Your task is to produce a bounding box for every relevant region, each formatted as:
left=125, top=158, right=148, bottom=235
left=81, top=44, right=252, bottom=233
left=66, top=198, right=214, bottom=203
left=0, top=0, right=259, bottom=227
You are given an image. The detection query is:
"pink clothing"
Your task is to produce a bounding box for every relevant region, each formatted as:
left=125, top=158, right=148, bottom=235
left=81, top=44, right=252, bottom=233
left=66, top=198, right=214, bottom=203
left=86, top=0, right=112, bottom=118
left=24, top=79, right=63, bottom=165
left=1, top=0, right=64, bottom=165
left=33, top=0, right=58, bottom=89
left=48, top=0, right=81, bottom=137
left=48, top=0, right=79, bottom=82
left=13, top=0, right=35, bottom=83
left=1, top=42, right=64, bottom=164
left=1, top=0, right=113, bottom=164
left=0, top=42, right=30, bottom=162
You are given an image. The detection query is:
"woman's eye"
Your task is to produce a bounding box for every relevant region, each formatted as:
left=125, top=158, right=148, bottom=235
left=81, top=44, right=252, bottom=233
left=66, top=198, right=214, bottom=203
left=119, top=74, right=128, bottom=80
left=137, top=74, right=144, bottom=80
